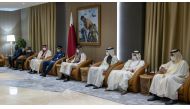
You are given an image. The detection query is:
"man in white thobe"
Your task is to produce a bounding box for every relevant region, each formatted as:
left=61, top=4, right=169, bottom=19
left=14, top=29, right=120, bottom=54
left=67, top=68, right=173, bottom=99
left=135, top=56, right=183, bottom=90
left=148, top=49, right=189, bottom=105
left=28, top=45, right=52, bottom=74
left=85, top=47, right=119, bottom=89
left=59, top=46, right=87, bottom=82
left=106, top=51, right=145, bottom=95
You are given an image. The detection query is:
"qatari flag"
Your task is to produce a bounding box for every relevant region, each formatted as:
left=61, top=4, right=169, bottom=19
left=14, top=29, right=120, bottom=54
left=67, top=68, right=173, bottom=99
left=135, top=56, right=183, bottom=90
left=67, top=12, right=77, bottom=58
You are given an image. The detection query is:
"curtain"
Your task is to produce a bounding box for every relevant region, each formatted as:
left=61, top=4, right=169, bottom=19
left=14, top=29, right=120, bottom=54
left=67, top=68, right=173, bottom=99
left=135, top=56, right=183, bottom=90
left=29, top=3, right=56, bottom=54
left=144, top=2, right=190, bottom=71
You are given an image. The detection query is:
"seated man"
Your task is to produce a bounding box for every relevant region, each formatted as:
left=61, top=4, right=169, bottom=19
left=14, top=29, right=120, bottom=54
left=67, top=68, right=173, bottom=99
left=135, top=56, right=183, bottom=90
left=28, top=45, right=52, bottom=74
left=85, top=47, right=118, bottom=89
left=58, top=46, right=86, bottom=82
left=40, top=46, right=65, bottom=77
left=147, top=49, right=189, bottom=105
left=14, top=47, right=33, bottom=71
left=106, top=51, right=145, bottom=95
left=8, top=45, right=22, bottom=68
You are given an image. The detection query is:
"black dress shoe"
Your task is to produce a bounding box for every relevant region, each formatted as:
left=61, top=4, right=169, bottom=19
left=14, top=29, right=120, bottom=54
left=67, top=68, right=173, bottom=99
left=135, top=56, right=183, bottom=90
left=13, top=68, right=18, bottom=70
left=56, top=77, right=62, bottom=80
left=63, top=79, right=69, bottom=82
left=93, top=86, right=99, bottom=89
left=42, top=75, right=46, bottom=77
left=165, top=100, right=177, bottom=105
left=147, top=95, right=160, bottom=101
left=105, top=88, right=112, bottom=91
left=40, top=74, right=46, bottom=77
left=28, top=70, right=33, bottom=73
left=63, top=76, right=70, bottom=82
left=29, top=71, right=35, bottom=74
left=121, top=90, right=127, bottom=95
left=85, top=84, right=94, bottom=87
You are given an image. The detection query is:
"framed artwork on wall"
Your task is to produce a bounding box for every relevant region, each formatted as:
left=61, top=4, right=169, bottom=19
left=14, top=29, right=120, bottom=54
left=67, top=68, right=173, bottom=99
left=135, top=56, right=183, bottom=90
left=77, top=5, right=101, bottom=46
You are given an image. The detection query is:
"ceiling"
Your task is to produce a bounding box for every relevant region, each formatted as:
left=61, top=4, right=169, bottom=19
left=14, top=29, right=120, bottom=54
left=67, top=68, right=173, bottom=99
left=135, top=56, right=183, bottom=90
left=0, top=2, right=46, bottom=11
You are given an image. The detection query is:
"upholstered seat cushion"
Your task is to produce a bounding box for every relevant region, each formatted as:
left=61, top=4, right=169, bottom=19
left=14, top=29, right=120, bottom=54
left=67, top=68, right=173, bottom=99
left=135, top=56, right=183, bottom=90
left=0, top=60, right=3, bottom=66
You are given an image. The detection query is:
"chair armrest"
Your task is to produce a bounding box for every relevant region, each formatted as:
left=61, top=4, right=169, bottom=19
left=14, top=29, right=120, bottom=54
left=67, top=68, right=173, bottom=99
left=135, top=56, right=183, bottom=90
left=52, top=57, right=67, bottom=68
left=23, top=53, right=37, bottom=70
left=56, top=57, right=67, bottom=65
left=0, top=54, right=5, bottom=59
left=92, top=61, right=102, bottom=67
left=105, top=61, right=123, bottom=75
left=25, top=53, right=37, bottom=63
left=17, top=55, right=26, bottom=60
left=77, top=59, right=93, bottom=68
left=28, top=53, right=38, bottom=60
left=132, top=64, right=148, bottom=80
left=128, top=63, right=149, bottom=92
left=56, top=64, right=61, bottom=68
left=44, top=56, right=52, bottom=61
left=50, top=57, right=67, bottom=75
left=112, top=63, right=125, bottom=70
left=66, top=55, right=75, bottom=62
left=0, top=54, right=5, bottom=65
left=181, top=74, right=190, bottom=102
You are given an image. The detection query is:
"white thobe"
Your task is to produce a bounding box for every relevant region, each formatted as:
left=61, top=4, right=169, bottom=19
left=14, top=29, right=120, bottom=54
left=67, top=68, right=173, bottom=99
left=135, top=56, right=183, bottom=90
left=87, top=55, right=118, bottom=87
left=30, top=50, right=52, bottom=72
left=149, top=60, right=189, bottom=100
left=60, top=53, right=86, bottom=76
left=107, top=60, right=145, bottom=91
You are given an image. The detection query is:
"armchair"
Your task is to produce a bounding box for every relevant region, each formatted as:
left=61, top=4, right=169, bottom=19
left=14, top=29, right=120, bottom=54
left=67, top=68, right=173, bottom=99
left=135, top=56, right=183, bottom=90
left=56, top=57, right=93, bottom=81
left=90, top=61, right=123, bottom=87
left=178, top=71, right=190, bottom=103
left=70, top=59, right=93, bottom=81
left=47, top=57, right=67, bottom=76
left=24, top=53, right=37, bottom=70
left=110, top=63, right=149, bottom=93
left=0, top=54, right=5, bottom=67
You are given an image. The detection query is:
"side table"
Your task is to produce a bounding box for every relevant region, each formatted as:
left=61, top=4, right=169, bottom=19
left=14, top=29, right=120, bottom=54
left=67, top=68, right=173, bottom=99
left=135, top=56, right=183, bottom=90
left=56, top=64, right=62, bottom=78
left=80, top=67, right=89, bottom=82
left=140, top=73, right=154, bottom=95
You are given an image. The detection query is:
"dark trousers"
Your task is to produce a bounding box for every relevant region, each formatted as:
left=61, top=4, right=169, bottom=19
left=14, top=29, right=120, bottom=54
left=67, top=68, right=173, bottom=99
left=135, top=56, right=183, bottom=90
left=8, top=56, right=17, bottom=68
left=15, top=59, right=26, bottom=70
left=42, top=60, right=55, bottom=75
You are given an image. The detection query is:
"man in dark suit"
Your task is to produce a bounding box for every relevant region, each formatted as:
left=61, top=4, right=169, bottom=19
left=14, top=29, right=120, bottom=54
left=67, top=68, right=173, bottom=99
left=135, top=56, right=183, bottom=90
left=14, top=47, right=33, bottom=71
left=8, top=45, right=22, bottom=68
left=40, top=46, right=65, bottom=77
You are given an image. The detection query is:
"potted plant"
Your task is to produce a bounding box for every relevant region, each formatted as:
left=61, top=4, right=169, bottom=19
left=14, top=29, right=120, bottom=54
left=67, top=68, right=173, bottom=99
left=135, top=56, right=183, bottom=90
left=15, top=37, right=27, bottom=49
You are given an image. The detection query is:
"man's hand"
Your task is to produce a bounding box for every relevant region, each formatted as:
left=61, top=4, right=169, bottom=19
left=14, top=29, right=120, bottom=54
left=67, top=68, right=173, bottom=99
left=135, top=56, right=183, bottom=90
left=18, top=55, right=25, bottom=60
left=159, top=67, right=167, bottom=74
left=131, top=69, right=134, bottom=72
left=103, top=72, right=106, bottom=75
left=66, top=59, right=69, bottom=62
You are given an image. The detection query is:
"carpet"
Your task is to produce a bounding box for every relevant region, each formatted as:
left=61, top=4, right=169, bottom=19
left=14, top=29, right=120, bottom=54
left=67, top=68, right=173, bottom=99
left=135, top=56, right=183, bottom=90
left=0, top=67, right=187, bottom=105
